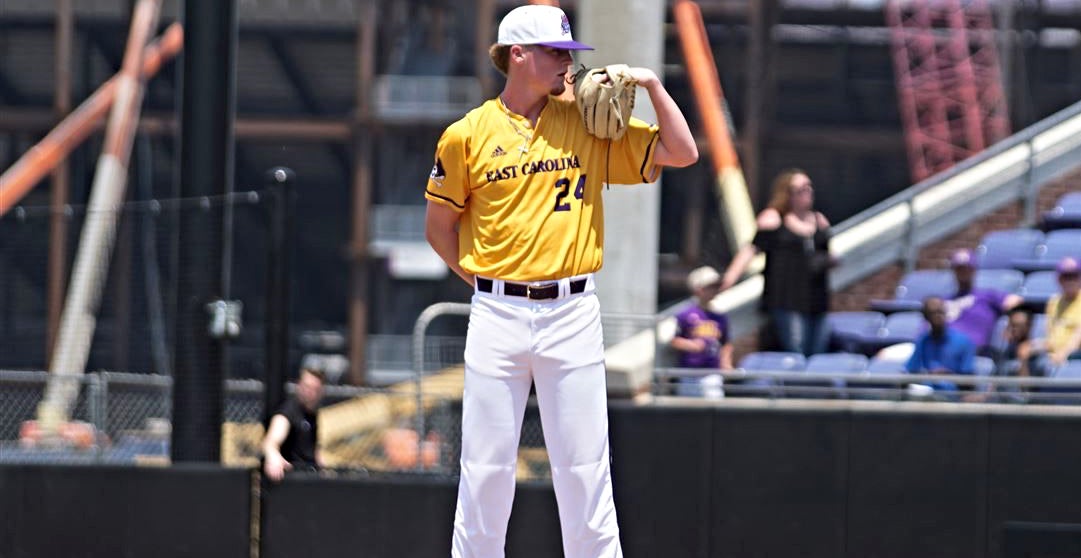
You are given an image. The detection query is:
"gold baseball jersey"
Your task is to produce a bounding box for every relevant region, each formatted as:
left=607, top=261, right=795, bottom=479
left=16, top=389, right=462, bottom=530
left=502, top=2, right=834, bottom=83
left=425, top=96, right=660, bottom=281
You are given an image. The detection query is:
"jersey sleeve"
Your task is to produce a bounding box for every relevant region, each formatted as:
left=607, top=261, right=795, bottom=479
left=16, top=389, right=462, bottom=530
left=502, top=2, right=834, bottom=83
left=604, top=117, right=661, bottom=185
left=424, top=120, right=471, bottom=212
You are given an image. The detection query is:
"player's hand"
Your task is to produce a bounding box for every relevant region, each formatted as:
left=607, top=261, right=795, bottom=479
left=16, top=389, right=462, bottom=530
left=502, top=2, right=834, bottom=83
left=264, top=454, right=292, bottom=482
left=623, top=67, right=659, bottom=88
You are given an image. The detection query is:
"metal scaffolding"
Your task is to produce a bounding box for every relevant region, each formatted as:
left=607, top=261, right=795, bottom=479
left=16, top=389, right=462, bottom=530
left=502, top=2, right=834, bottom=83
left=886, top=0, right=1011, bottom=182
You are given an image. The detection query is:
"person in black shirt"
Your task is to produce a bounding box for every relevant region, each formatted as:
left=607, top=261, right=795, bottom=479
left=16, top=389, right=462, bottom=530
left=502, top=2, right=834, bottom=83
left=722, top=169, right=836, bottom=356
left=262, top=367, right=326, bottom=482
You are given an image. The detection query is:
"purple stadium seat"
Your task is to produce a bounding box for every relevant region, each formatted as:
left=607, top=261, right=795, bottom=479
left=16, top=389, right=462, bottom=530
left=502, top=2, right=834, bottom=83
left=875, top=311, right=927, bottom=347
left=849, top=357, right=910, bottom=399
left=738, top=351, right=806, bottom=371
left=974, top=228, right=1044, bottom=270
left=791, top=352, right=868, bottom=398
left=973, top=355, right=995, bottom=393
left=1014, top=229, right=1081, bottom=272
left=1042, top=192, right=1081, bottom=231
left=827, top=311, right=886, bottom=354
left=1020, top=271, right=1060, bottom=310
left=973, top=268, right=1024, bottom=294
left=869, top=270, right=956, bottom=313
left=805, top=352, right=869, bottom=373
left=733, top=351, right=806, bottom=397
left=867, top=358, right=909, bottom=374
left=1038, top=359, right=1081, bottom=404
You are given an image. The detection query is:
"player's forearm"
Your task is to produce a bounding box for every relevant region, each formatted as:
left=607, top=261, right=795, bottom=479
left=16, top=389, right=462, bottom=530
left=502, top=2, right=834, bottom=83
left=426, top=228, right=473, bottom=286
left=643, top=79, right=698, bottom=168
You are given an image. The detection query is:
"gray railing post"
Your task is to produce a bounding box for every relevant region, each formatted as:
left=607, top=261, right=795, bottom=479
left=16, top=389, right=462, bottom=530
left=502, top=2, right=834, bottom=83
left=87, top=372, right=106, bottom=461
left=411, top=302, right=471, bottom=472
left=1022, top=138, right=1038, bottom=227
left=902, top=197, right=919, bottom=273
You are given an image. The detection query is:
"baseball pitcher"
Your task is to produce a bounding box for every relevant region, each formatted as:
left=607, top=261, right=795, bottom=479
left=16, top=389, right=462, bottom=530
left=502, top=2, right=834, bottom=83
left=424, top=5, right=697, bottom=557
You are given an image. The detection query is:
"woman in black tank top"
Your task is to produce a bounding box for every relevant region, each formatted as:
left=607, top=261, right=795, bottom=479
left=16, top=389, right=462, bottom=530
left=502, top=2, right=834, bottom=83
left=722, top=169, right=836, bottom=355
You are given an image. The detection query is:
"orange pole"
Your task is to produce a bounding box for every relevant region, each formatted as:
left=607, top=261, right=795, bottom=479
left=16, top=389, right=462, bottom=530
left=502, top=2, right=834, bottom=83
left=0, top=22, right=183, bottom=216
left=674, top=0, right=738, bottom=174
left=673, top=0, right=757, bottom=255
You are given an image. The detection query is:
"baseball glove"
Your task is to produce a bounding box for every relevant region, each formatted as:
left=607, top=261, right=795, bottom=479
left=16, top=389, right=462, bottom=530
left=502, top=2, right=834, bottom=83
left=572, top=64, right=637, bottom=140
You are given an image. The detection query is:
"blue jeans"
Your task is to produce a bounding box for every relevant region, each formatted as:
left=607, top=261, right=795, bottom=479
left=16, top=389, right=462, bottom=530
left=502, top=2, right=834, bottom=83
left=770, top=310, right=830, bottom=356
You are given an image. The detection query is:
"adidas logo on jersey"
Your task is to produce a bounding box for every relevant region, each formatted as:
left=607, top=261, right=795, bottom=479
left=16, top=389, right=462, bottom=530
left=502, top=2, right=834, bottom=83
left=491, top=146, right=507, bottom=157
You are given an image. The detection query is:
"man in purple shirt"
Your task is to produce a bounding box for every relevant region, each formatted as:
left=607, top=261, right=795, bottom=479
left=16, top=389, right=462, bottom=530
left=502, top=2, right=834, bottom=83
left=671, top=266, right=732, bottom=398
left=944, top=249, right=1023, bottom=354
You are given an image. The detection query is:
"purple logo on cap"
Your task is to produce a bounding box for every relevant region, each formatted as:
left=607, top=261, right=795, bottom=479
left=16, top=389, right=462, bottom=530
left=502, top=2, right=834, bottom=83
left=561, top=14, right=571, bottom=35
left=1058, top=257, right=1080, bottom=275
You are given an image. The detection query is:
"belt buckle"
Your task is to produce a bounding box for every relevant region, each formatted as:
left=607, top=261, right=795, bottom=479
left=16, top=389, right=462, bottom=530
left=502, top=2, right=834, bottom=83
left=526, top=281, right=555, bottom=300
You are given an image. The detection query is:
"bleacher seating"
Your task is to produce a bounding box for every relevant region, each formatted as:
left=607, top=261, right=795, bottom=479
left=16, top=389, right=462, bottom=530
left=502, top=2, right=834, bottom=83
left=1038, top=359, right=1081, bottom=404
left=827, top=311, right=886, bottom=354
left=869, top=270, right=956, bottom=313
left=1020, top=271, right=1060, bottom=310
left=972, top=355, right=995, bottom=393
left=734, top=352, right=806, bottom=397
left=847, top=356, right=909, bottom=399
left=1015, top=229, right=1081, bottom=272
left=867, top=357, right=908, bottom=373
left=805, top=352, right=869, bottom=373
left=1042, top=192, right=1081, bottom=231
left=869, top=311, right=926, bottom=350
left=973, top=268, right=1024, bottom=294
left=790, top=352, right=869, bottom=397
left=974, top=228, right=1044, bottom=269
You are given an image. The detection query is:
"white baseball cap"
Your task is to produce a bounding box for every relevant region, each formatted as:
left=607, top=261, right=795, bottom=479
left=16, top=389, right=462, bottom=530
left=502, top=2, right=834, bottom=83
left=497, top=5, right=594, bottom=50
left=687, top=266, right=722, bottom=291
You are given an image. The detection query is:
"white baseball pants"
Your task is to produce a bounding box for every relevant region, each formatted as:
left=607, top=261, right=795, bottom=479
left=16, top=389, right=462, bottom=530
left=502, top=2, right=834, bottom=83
left=451, top=277, right=623, bottom=558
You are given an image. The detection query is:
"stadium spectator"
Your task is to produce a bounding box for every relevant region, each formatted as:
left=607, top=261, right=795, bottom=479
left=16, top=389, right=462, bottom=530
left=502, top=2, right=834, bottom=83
left=943, top=248, right=1023, bottom=354
left=262, top=367, right=326, bottom=482
left=1030, top=257, right=1081, bottom=377
left=906, top=296, right=976, bottom=394
left=670, top=266, right=732, bottom=398
left=995, top=308, right=1035, bottom=378
left=722, top=169, right=836, bottom=356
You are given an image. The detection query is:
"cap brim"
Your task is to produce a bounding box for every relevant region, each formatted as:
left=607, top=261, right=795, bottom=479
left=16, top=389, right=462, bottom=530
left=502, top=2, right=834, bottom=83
left=536, top=40, right=594, bottom=50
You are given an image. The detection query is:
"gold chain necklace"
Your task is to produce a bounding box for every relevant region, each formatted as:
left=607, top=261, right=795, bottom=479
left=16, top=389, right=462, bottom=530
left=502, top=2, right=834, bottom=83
left=500, top=97, right=533, bottom=158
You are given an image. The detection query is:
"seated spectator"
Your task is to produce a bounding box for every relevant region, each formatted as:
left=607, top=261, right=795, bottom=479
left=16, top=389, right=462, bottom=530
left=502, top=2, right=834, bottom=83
left=995, top=308, right=1035, bottom=378
left=944, top=249, right=1023, bottom=355
left=1030, top=257, right=1081, bottom=377
left=670, top=266, right=732, bottom=398
left=906, top=296, right=976, bottom=394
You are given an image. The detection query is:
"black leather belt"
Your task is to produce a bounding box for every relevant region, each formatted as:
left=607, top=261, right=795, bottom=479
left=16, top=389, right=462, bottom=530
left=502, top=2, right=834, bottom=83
left=476, top=277, right=587, bottom=300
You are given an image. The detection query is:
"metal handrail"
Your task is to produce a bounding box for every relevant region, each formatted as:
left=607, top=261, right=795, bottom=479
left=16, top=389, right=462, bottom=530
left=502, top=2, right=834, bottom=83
left=682, top=97, right=1081, bottom=338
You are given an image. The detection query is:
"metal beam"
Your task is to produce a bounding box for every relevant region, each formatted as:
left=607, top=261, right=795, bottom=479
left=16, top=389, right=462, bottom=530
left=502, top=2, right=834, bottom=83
left=348, top=0, right=378, bottom=386
left=265, top=35, right=351, bottom=177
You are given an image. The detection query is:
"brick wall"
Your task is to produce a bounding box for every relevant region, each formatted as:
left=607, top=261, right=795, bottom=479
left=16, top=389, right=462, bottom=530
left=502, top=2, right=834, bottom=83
left=730, top=172, right=1081, bottom=363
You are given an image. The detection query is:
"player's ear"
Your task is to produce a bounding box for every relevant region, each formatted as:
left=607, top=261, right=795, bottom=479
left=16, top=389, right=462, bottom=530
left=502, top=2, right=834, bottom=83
left=510, top=44, right=528, bottom=63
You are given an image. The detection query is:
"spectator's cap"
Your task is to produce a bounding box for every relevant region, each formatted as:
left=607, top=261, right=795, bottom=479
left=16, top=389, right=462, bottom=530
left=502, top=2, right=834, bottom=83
left=949, top=249, right=976, bottom=268
left=497, top=5, right=594, bottom=50
left=687, top=266, right=722, bottom=291
left=1057, top=256, right=1080, bottom=276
